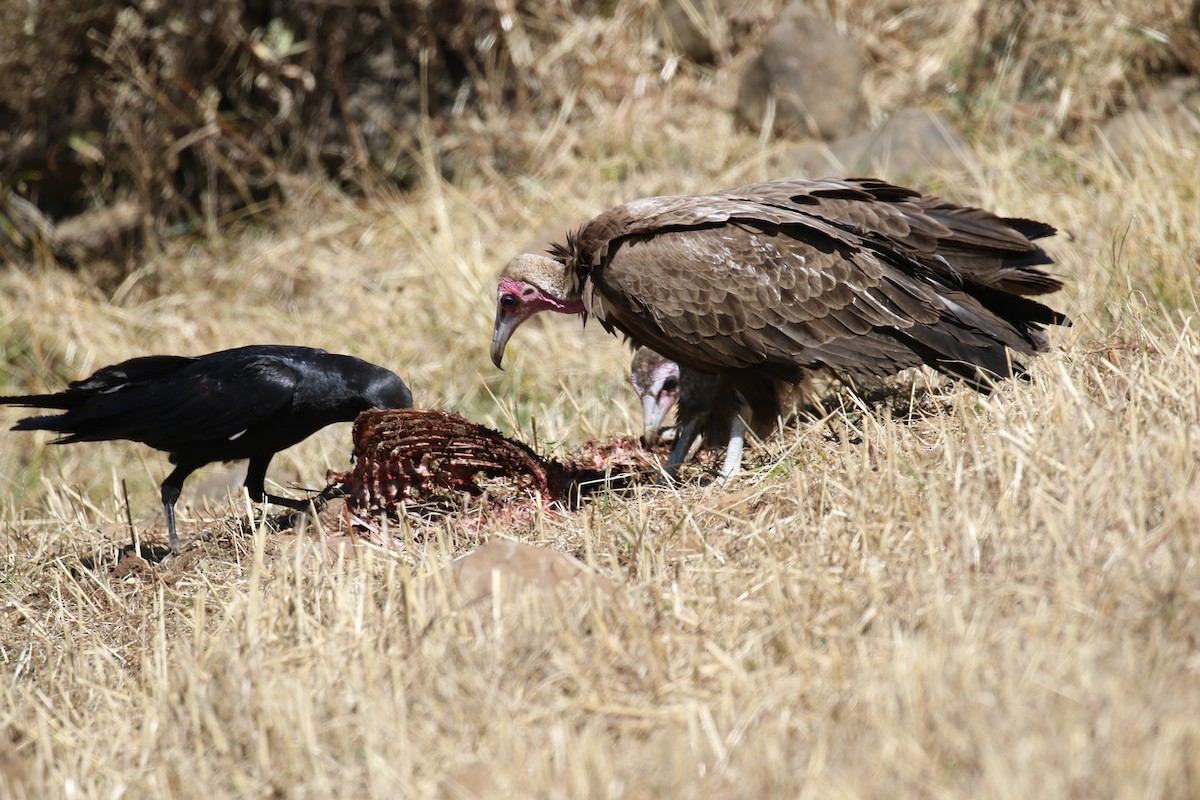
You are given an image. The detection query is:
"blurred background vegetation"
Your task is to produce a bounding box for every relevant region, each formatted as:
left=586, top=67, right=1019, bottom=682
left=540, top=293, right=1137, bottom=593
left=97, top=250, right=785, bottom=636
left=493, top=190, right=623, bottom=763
left=2, top=0, right=1198, bottom=268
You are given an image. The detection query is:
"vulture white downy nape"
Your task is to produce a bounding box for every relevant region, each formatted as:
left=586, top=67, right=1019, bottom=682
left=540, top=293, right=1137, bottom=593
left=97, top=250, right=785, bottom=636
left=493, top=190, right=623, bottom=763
left=491, top=177, right=1070, bottom=483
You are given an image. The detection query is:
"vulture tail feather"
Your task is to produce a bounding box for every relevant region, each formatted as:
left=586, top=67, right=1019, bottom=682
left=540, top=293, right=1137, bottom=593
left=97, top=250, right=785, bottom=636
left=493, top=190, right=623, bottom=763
left=885, top=324, right=1029, bottom=391
left=1001, top=217, right=1057, bottom=241
left=968, top=285, right=1072, bottom=332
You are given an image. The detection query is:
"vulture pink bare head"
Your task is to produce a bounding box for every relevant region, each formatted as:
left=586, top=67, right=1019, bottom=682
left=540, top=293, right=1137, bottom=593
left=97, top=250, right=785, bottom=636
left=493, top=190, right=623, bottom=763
left=630, top=347, right=680, bottom=447
left=491, top=253, right=584, bottom=368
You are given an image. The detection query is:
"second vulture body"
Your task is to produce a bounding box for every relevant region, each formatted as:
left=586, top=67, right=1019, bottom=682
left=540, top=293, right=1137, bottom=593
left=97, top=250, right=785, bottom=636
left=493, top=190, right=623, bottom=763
left=630, top=345, right=817, bottom=469
left=492, top=177, right=1070, bottom=481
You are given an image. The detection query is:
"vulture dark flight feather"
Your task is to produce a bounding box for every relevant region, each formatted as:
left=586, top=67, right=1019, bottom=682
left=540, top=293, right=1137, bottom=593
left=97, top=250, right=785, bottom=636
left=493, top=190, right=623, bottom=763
left=3, top=345, right=413, bottom=552
left=492, top=177, right=1070, bottom=481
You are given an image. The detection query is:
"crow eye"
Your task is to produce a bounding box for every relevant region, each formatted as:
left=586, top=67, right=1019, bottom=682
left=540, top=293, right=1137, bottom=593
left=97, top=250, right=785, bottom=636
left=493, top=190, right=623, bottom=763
left=662, top=378, right=678, bottom=392
left=500, top=294, right=518, bottom=309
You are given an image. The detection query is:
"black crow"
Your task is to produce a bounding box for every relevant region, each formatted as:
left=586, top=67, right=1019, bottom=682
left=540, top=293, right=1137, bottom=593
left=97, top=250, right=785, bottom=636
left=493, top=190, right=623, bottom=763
left=3, top=345, right=413, bottom=553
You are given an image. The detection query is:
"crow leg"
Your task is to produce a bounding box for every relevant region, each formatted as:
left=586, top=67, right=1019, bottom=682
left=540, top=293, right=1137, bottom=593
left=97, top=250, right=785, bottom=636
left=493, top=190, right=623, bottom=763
left=243, top=454, right=274, bottom=505
left=313, top=482, right=347, bottom=504
left=244, top=454, right=324, bottom=514
left=257, top=493, right=311, bottom=511
left=160, top=464, right=198, bottom=554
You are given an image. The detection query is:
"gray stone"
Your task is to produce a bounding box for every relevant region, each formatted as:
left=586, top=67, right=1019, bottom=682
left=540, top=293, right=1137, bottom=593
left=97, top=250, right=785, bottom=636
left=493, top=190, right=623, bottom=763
left=785, top=108, right=976, bottom=180
left=1097, top=76, right=1200, bottom=159
left=736, top=2, right=865, bottom=140
left=658, top=0, right=722, bottom=64
left=451, top=539, right=610, bottom=602
left=658, top=0, right=776, bottom=63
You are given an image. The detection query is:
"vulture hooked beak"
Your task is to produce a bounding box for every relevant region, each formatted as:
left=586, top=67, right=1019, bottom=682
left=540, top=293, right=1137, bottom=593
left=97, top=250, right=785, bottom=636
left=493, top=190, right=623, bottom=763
left=490, top=304, right=518, bottom=369
left=640, top=394, right=669, bottom=447
left=490, top=271, right=583, bottom=369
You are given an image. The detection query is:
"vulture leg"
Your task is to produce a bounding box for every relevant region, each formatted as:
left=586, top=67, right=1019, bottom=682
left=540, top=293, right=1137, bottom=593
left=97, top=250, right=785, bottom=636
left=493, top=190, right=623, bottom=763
left=715, top=415, right=747, bottom=485
left=660, top=415, right=704, bottom=483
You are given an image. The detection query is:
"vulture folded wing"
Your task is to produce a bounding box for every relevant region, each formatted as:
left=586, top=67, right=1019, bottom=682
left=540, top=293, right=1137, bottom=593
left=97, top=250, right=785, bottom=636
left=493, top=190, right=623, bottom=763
left=584, top=219, right=1015, bottom=381
left=567, top=193, right=840, bottom=278
left=715, top=177, right=1064, bottom=298
left=717, top=177, right=925, bottom=238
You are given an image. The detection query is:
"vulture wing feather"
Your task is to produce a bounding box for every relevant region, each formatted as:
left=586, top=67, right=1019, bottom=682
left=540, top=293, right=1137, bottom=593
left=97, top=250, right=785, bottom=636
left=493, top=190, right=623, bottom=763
left=709, top=177, right=1064, bottom=296
left=566, top=183, right=1066, bottom=385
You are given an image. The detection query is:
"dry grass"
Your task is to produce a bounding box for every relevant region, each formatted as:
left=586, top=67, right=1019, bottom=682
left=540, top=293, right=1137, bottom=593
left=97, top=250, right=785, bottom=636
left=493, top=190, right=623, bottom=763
left=3, top=2, right=1200, bottom=797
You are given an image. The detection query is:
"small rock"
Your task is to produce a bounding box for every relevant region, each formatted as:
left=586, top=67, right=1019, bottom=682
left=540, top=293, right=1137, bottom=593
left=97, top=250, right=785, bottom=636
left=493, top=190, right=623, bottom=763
left=658, top=0, right=722, bottom=64
left=1098, top=110, right=1179, bottom=158
left=785, top=108, right=976, bottom=180
left=1097, top=76, right=1200, bottom=159
left=1141, top=75, right=1200, bottom=115
left=451, top=539, right=609, bottom=602
left=441, top=760, right=498, bottom=799
left=736, top=2, right=865, bottom=140
left=657, top=0, right=774, bottom=63
left=112, top=549, right=154, bottom=579
left=0, top=735, right=28, bottom=795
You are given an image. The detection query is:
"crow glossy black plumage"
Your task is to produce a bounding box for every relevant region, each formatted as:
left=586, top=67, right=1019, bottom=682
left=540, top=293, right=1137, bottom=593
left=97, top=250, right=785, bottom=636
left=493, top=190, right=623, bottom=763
left=3, top=345, right=413, bottom=553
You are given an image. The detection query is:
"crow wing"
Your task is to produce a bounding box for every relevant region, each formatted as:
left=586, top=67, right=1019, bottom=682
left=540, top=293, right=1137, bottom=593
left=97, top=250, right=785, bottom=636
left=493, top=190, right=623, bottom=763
left=39, top=354, right=301, bottom=451
left=3, top=355, right=199, bottom=410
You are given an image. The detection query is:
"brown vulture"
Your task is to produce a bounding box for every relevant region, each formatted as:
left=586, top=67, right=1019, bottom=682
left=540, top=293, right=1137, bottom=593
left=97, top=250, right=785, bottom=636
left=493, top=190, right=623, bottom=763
left=491, top=177, right=1070, bottom=482
left=630, top=346, right=681, bottom=447
left=630, top=346, right=816, bottom=480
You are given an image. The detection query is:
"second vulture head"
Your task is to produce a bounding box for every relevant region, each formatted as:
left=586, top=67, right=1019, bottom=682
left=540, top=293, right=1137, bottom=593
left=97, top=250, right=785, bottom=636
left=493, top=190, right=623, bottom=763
left=630, top=347, right=680, bottom=447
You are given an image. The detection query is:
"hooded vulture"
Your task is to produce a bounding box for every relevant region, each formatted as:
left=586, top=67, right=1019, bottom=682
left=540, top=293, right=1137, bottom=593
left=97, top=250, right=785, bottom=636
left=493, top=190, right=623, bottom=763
left=630, top=346, right=681, bottom=447
left=630, top=346, right=816, bottom=480
left=491, top=177, right=1069, bottom=482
